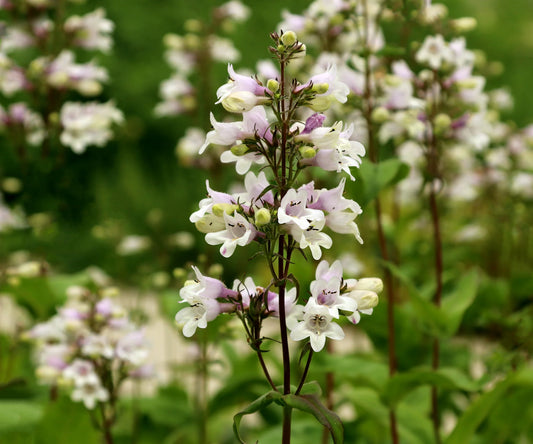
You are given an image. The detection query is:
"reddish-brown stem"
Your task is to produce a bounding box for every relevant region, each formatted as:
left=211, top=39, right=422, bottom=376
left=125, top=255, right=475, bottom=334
left=361, top=5, right=399, bottom=438
left=278, top=52, right=292, bottom=444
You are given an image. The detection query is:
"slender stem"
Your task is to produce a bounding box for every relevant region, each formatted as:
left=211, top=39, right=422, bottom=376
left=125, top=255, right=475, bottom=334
left=278, top=51, right=292, bottom=444
left=256, top=349, right=278, bottom=391
left=322, top=338, right=335, bottom=444
left=295, top=350, right=314, bottom=395
left=197, top=331, right=209, bottom=444
left=427, top=82, right=443, bottom=444
left=361, top=3, right=399, bottom=439
left=429, top=182, right=443, bottom=444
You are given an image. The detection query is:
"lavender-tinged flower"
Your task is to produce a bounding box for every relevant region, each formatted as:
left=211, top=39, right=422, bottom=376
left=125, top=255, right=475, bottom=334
left=216, top=64, right=269, bottom=113
left=278, top=188, right=324, bottom=230
left=115, top=330, right=150, bottom=366
left=63, top=359, right=100, bottom=386
left=205, top=211, right=257, bottom=257
left=200, top=106, right=271, bottom=157
left=289, top=218, right=332, bottom=260
left=71, top=379, right=109, bottom=410
left=289, top=298, right=345, bottom=352
left=296, top=65, right=350, bottom=111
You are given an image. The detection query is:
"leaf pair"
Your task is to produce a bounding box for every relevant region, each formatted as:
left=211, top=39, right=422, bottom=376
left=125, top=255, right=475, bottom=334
left=233, top=382, right=343, bottom=443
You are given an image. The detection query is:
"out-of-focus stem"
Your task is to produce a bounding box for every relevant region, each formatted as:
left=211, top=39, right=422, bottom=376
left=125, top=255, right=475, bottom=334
left=361, top=2, right=399, bottom=440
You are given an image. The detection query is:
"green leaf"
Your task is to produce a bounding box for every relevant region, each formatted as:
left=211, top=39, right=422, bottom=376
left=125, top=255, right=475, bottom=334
left=0, top=278, right=57, bottom=319
left=445, top=375, right=513, bottom=444
left=357, top=159, right=410, bottom=205
left=283, top=393, right=344, bottom=444
left=441, top=270, right=478, bottom=336
left=233, top=390, right=283, bottom=444
left=383, top=367, right=480, bottom=407
left=0, top=401, right=43, bottom=434
left=382, top=261, right=446, bottom=336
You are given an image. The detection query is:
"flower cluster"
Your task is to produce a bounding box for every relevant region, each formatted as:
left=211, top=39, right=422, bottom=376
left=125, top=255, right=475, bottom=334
left=289, top=259, right=382, bottom=351
left=175, top=31, right=380, bottom=358
left=0, top=2, right=122, bottom=154
left=27, top=285, right=151, bottom=410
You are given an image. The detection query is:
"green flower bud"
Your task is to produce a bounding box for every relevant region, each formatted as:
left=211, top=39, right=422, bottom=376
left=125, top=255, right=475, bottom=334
left=299, top=145, right=316, bottom=159
left=434, top=113, right=452, bottom=133
left=2, top=177, right=22, bottom=194
left=230, top=144, right=249, bottom=156
left=184, top=19, right=203, bottom=33
left=450, top=17, right=477, bottom=33
left=254, top=208, right=271, bottom=226
left=371, top=106, right=390, bottom=123
left=173, top=268, right=186, bottom=279
left=281, top=31, right=298, bottom=46
left=267, top=78, right=280, bottom=93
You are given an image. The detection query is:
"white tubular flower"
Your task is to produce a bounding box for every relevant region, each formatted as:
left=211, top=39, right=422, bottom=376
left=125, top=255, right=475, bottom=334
left=115, top=330, right=150, bottom=367
left=301, top=122, right=365, bottom=180
left=289, top=298, right=345, bottom=352
left=290, top=218, right=332, bottom=260
left=62, top=359, right=99, bottom=386
left=217, top=0, right=251, bottom=22
left=176, top=267, right=228, bottom=337
left=415, top=35, right=453, bottom=70
left=310, top=276, right=357, bottom=318
left=220, top=148, right=266, bottom=175
left=64, top=8, right=114, bottom=53
left=297, top=65, right=350, bottom=111
left=81, top=333, right=114, bottom=359
left=59, top=101, right=123, bottom=154
left=278, top=188, right=324, bottom=230
left=209, top=36, right=241, bottom=63
left=71, top=379, right=109, bottom=410
left=205, top=211, right=256, bottom=257
left=216, top=64, right=268, bottom=113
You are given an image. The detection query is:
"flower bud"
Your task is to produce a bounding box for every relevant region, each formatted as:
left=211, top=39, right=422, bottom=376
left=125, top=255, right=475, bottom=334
left=184, top=19, right=203, bottom=33
left=173, top=267, right=186, bottom=279
left=281, top=31, right=298, bottom=46
left=77, top=79, right=102, bottom=96
left=17, top=261, right=42, bottom=278
left=349, top=278, right=383, bottom=294
left=450, top=17, right=477, bottom=33
left=434, top=113, right=452, bottom=133
left=254, top=208, right=271, bottom=226
left=2, top=177, right=22, bottom=193
left=312, top=82, right=329, bottom=94
left=36, top=366, right=60, bottom=384
left=230, top=144, right=249, bottom=156
left=101, top=286, right=119, bottom=298
left=212, top=203, right=239, bottom=217
left=48, top=71, right=70, bottom=88
left=163, top=33, right=183, bottom=49
left=267, top=79, right=279, bottom=93
left=371, top=106, right=390, bottom=124
left=208, top=263, right=224, bottom=277
left=349, top=289, right=379, bottom=310
left=299, top=145, right=316, bottom=159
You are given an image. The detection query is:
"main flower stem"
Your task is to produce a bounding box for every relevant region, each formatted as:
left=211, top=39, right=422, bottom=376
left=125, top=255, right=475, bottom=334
left=278, top=53, right=292, bottom=444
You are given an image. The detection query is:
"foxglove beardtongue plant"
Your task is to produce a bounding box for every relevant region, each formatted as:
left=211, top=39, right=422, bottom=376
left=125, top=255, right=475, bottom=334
left=27, top=285, right=152, bottom=444
left=175, top=31, right=382, bottom=444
